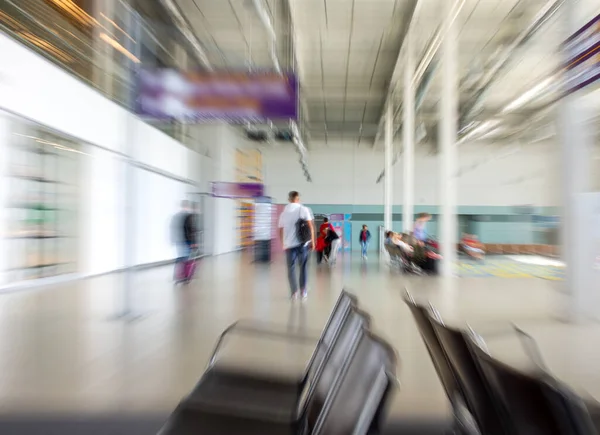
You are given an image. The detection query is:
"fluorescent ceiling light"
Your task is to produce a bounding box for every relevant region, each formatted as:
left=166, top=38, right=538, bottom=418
left=412, top=0, right=466, bottom=89
left=502, top=76, right=554, bottom=113
left=457, top=119, right=502, bottom=145
left=476, top=126, right=503, bottom=141
left=100, top=33, right=140, bottom=63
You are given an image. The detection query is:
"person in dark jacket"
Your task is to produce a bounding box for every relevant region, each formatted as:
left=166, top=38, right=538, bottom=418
left=171, top=200, right=196, bottom=281
left=359, top=225, right=372, bottom=260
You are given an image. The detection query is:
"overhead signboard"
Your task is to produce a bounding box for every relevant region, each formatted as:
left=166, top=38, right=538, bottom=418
left=135, top=69, right=298, bottom=122
left=211, top=182, right=264, bottom=199
left=563, top=13, right=600, bottom=94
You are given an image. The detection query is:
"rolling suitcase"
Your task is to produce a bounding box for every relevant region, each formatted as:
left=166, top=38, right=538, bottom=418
left=178, top=249, right=198, bottom=283
left=182, top=258, right=196, bottom=282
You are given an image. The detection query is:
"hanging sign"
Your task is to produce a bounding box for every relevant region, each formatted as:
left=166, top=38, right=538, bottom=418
left=563, top=13, right=600, bottom=94
left=135, top=69, right=298, bottom=122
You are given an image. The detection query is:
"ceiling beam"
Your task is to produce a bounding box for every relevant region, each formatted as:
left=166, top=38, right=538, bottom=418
left=252, top=0, right=312, bottom=180
left=371, top=0, right=422, bottom=148
left=372, top=0, right=467, bottom=148
left=159, top=0, right=213, bottom=70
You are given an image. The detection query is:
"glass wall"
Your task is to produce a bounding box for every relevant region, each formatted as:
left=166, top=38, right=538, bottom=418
left=0, top=113, right=81, bottom=285
left=0, top=0, right=198, bottom=142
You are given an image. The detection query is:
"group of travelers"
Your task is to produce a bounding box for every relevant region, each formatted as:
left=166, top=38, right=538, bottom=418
left=315, top=218, right=341, bottom=266
left=174, top=189, right=487, bottom=298
left=384, top=213, right=442, bottom=274
left=275, top=189, right=488, bottom=300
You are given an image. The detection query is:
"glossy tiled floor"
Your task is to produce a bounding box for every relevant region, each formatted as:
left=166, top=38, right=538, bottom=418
left=0, top=251, right=572, bottom=419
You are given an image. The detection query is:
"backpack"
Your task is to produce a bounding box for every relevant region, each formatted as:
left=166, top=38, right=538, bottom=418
left=325, top=229, right=339, bottom=243
left=295, top=207, right=311, bottom=244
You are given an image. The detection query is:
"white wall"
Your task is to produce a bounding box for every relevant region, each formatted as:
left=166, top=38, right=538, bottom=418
left=263, top=140, right=562, bottom=207
left=131, top=121, right=189, bottom=177
left=81, top=147, right=125, bottom=275
left=192, top=124, right=263, bottom=256
left=134, top=169, right=187, bottom=265
left=0, top=32, right=203, bottom=276
left=0, top=116, right=9, bottom=285
left=0, top=33, right=126, bottom=154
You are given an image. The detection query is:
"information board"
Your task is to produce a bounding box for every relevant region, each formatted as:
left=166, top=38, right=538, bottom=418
left=254, top=200, right=272, bottom=241
left=136, top=70, right=298, bottom=122
left=211, top=182, right=264, bottom=199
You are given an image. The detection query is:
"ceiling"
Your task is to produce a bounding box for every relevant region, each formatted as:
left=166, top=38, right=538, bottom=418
left=174, top=0, right=600, bottom=149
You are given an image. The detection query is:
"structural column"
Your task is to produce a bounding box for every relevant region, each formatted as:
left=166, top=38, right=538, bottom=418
left=403, top=31, right=415, bottom=232
left=560, top=0, right=593, bottom=322
left=384, top=104, right=393, bottom=232
left=0, top=116, right=8, bottom=287
left=116, top=3, right=142, bottom=320
left=439, top=0, right=459, bottom=277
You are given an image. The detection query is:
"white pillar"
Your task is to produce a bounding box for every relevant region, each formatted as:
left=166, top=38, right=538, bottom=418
left=560, top=0, right=592, bottom=322
left=439, top=0, right=459, bottom=277
left=0, top=116, right=8, bottom=286
left=403, top=32, right=415, bottom=233
left=384, top=104, right=393, bottom=232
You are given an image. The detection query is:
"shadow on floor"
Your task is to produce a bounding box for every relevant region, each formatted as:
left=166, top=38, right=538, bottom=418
left=0, top=414, right=451, bottom=435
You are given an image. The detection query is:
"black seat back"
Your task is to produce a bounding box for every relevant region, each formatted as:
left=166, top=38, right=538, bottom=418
left=542, top=377, right=597, bottom=435
left=402, top=291, right=460, bottom=402
left=469, top=335, right=596, bottom=435
left=309, top=290, right=358, bottom=372
left=428, top=309, right=510, bottom=435
left=304, top=307, right=371, bottom=426
left=311, top=332, right=398, bottom=435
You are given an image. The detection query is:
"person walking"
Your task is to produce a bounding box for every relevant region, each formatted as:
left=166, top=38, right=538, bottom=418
left=278, top=191, right=315, bottom=301
left=319, top=217, right=334, bottom=237
left=325, top=227, right=341, bottom=267
left=359, top=224, right=371, bottom=260
left=171, top=200, right=196, bottom=282
left=319, top=217, right=335, bottom=261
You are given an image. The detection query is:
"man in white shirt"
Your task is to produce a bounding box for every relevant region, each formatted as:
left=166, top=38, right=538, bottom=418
left=278, top=191, right=315, bottom=300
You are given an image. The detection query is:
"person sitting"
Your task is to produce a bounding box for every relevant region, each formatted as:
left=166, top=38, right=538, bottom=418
left=413, top=213, right=432, bottom=244
left=386, top=231, right=413, bottom=254
left=461, top=233, right=485, bottom=260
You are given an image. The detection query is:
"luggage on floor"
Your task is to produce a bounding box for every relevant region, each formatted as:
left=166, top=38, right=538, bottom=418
left=182, top=259, right=196, bottom=281
left=177, top=249, right=198, bottom=282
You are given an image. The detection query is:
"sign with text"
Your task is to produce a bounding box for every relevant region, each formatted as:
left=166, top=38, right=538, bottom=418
left=563, top=13, right=600, bottom=94
left=254, top=197, right=272, bottom=242
left=136, top=69, right=298, bottom=122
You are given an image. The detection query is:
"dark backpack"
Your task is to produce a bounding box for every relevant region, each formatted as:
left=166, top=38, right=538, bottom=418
left=295, top=214, right=311, bottom=244
left=325, top=229, right=339, bottom=243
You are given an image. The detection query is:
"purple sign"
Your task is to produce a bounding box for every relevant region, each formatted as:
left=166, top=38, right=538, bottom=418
left=211, top=182, right=264, bottom=199
left=135, top=69, right=298, bottom=122
left=563, top=13, right=600, bottom=95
